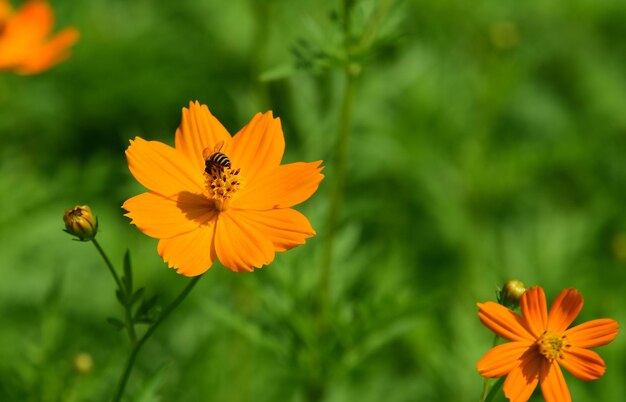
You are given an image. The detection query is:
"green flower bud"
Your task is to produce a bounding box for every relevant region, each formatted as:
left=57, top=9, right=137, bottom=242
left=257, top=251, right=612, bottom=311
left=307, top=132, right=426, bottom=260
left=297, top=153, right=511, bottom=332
left=72, top=352, right=94, bottom=374
left=63, top=205, right=97, bottom=240
left=500, top=279, right=526, bottom=308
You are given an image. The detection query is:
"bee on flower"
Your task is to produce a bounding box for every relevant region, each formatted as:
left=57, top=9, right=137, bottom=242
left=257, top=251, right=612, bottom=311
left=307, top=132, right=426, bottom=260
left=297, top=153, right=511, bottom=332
left=123, top=101, right=324, bottom=276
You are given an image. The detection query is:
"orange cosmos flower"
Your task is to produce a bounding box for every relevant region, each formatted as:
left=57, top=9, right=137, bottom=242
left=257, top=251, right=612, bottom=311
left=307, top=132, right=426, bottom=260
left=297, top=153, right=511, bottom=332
left=123, top=101, right=324, bottom=276
left=477, top=286, right=619, bottom=402
left=0, top=0, right=78, bottom=74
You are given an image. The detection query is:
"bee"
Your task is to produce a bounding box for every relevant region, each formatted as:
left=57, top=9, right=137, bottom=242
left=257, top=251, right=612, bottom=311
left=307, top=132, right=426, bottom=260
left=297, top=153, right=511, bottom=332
left=203, top=141, right=231, bottom=175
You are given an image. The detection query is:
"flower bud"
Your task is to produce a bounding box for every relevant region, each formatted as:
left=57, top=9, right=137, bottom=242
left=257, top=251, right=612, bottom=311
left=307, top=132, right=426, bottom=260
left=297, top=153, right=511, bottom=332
left=500, top=279, right=526, bottom=308
left=490, top=21, right=519, bottom=50
left=611, top=232, right=626, bottom=261
left=63, top=205, right=97, bottom=240
left=72, top=352, right=94, bottom=374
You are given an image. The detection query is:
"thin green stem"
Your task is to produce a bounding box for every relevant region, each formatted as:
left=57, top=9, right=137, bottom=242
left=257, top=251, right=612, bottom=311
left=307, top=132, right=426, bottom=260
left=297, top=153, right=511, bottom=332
left=92, top=239, right=137, bottom=345
left=112, top=275, right=202, bottom=402
left=482, top=377, right=505, bottom=402
left=318, top=67, right=357, bottom=313
left=318, top=0, right=359, bottom=315
left=92, top=238, right=124, bottom=291
left=342, top=0, right=354, bottom=37
left=354, top=0, right=393, bottom=54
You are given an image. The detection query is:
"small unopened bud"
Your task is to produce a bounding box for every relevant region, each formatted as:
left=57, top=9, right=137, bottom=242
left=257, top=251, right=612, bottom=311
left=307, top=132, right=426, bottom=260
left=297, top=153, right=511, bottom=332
left=611, top=232, right=626, bottom=261
left=489, top=21, right=519, bottom=50
left=72, top=352, right=94, bottom=374
left=500, top=280, right=526, bottom=308
left=63, top=205, right=97, bottom=240
left=348, top=62, right=362, bottom=77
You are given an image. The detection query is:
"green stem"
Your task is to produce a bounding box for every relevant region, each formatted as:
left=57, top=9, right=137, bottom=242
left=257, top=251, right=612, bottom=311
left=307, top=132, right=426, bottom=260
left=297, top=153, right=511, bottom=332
left=92, top=238, right=137, bottom=345
left=92, top=238, right=124, bottom=291
left=354, top=0, right=393, bottom=54
left=342, top=0, right=354, bottom=35
left=318, top=66, right=357, bottom=312
left=482, top=377, right=505, bottom=402
left=112, top=275, right=202, bottom=402
left=318, top=0, right=359, bottom=314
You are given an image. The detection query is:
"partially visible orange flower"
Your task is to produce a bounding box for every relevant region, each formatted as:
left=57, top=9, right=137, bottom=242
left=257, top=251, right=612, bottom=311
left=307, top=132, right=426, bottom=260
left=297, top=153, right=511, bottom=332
left=0, top=0, right=78, bottom=74
left=477, top=286, right=619, bottom=402
left=123, top=101, right=324, bottom=276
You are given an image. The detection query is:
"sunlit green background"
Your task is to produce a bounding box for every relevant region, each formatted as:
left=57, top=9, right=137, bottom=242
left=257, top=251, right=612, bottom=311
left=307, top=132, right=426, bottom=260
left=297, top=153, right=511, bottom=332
left=2, top=0, right=626, bottom=401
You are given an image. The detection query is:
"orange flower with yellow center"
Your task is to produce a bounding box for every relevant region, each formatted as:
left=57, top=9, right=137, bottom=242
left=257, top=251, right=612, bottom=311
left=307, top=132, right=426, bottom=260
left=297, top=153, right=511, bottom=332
left=477, top=286, right=619, bottom=402
left=0, top=0, right=78, bottom=74
left=123, top=101, right=324, bottom=276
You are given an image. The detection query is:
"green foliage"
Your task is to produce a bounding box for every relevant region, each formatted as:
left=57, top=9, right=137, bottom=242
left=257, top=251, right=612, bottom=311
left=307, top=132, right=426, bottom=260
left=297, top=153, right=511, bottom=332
left=2, top=0, right=626, bottom=401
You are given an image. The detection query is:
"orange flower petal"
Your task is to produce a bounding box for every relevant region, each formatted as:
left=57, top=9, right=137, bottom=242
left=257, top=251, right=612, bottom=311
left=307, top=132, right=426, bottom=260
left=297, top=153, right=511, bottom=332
left=565, top=318, right=619, bottom=348
left=126, top=137, right=204, bottom=196
left=224, top=112, right=285, bottom=183
left=539, top=360, right=571, bottom=402
left=214, top=209, right=276, bottom=272
left=230, top=208, right=315, bottom=252
left=0, top=27, right=29, bottom=68
left=503, top=350, right=541, bottom=402
left=0, top=2, right=50, bottom=68
left=16, top=27, right=78, bottom=75
left=9, top=1, right=53, bottom=45
left=124, top=103, right=322, bottom=276
left=559, top=347, right=606, bottom=381
left=547, top=288, right=583, bottom=333
left=520, top=286, right=548, bottom=337
left=0, top=1, right=78, bottom=74
left=157, top=223, right=217, bottom=277
left=0, top=1, right=13, bottom=22
left=478, top=302, right=535, bottom=342
left=476, top=341, right=531, bottom=378
left=175, top=101, right=232, bottom=171
left=234, top=161, right=324, bottom=210
left=123, top=192, right=215, bottom=239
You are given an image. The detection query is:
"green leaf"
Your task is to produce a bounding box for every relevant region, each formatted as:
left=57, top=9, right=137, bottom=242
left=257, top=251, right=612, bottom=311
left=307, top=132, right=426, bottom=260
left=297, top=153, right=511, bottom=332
left=343, top=315, right=421, bottom=369
left=133, top=363, right=169, bottom=402
left=258, top=63, right=295, bottom=82
left=123, top=249, right=133, bottom=294
left=131, top=287, right=145, bottom=307
left=201, top=300, right=283, bottom=354
left=43, top=271, right=64, bottom=306
left=115, top=289, right=125, bottom=305
left=134, top=295, right=160, bottom=324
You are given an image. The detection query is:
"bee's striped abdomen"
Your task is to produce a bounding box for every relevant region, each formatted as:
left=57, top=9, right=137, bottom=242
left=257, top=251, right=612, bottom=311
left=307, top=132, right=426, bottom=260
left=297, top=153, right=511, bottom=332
left=205, top=152, right=231, bottom=175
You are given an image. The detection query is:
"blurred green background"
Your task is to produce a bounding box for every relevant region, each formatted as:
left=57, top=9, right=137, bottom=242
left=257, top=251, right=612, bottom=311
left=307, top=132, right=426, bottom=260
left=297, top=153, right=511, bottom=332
left=1, top=0, right=626, bottom=401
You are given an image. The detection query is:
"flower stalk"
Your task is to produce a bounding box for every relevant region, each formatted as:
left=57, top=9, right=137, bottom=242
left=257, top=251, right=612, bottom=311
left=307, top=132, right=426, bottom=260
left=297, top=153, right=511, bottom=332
left=318, top=0, right=360, bottom=317
left=112, top=275, right=202, bottom=402
left=70, top=211, right=202, bottom=402
left=481, top=377, right=504, bottom=402
left=318, top=65, right=357, bottom=314
left=91, top=238, right=137, bottom=345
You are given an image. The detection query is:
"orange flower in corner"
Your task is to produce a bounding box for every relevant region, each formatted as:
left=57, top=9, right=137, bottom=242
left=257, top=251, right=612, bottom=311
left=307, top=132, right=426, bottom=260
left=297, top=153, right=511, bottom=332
left=123, top=101, right=324, bottom=276
left=0, top=0, right=78, bottom=74
left=477, top=286, right=619, bottom=402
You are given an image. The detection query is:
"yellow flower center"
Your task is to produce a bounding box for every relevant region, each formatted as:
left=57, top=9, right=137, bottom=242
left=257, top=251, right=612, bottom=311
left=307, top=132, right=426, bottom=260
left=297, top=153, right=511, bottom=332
left=537, top=331, right=570, bottom=362
left=204, top=165, right=242, bottom=211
